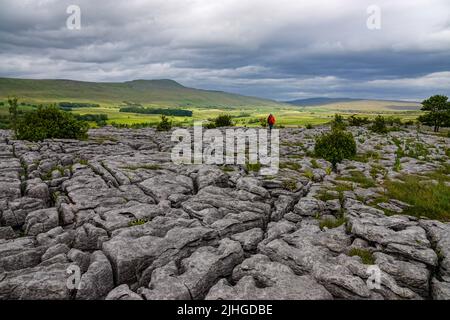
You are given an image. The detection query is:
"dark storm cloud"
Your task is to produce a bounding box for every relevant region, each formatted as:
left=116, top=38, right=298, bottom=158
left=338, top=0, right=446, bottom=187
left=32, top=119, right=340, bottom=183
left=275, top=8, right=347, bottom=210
left=0, top=0, right=449, bottom=100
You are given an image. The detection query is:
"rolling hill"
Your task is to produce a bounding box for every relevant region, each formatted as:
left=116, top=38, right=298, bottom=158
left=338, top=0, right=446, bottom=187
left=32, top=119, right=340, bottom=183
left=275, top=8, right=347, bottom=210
left=285, top=97, right=421, bottom=112
left=285, top=97, right=361, bottom=106
left=0, top=77, right=285, bottom=108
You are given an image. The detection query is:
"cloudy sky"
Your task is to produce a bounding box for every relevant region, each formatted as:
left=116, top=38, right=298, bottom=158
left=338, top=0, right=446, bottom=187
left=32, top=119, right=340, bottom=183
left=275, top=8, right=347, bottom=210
left=0, top=0, right=449, bottom=101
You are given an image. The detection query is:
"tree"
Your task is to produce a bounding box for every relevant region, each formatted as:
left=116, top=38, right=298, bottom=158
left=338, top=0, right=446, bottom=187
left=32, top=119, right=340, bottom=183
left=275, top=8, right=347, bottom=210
left=370, top=115, right=388, bottom=134
left=156, top=115, right=172, bottom=131
left=331, top=114, right=346, bottom=130
left=418, top=95, right=450, bottom=132
left=348, top=114, right=370, bottom=126
left=314, top=128, right=357, bottom=170
left=7, top=96, right=18, bottom=136
left=16, top=105, right=88, bottom=141
left=214, top=114, right=233, bottom=127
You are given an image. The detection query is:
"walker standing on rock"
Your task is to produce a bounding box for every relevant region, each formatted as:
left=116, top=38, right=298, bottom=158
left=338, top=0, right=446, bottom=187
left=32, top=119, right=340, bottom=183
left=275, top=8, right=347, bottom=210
left=267, top=114, right=276, bottom=130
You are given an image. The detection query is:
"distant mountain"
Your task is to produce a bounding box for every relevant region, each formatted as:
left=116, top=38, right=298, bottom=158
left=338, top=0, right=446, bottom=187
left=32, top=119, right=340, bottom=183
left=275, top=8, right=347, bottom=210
left=285, top=97, right=364, bottom=106
left=285, top=97, right=420, bottom=107
left=0, top=77, right=284, bottom=108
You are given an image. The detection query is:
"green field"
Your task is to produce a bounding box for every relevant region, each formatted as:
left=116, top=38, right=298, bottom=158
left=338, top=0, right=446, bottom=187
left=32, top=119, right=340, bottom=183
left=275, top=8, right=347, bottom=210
left=0, top=77, right=423, bottom=128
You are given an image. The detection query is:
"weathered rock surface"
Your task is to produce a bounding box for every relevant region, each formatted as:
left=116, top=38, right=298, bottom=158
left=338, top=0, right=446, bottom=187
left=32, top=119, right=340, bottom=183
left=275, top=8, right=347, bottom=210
left=0, top=126, right=448, bottom=300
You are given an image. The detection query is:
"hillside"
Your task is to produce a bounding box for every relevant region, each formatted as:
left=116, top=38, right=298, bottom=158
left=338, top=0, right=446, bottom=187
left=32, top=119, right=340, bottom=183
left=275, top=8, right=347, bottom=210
left=285, top=97, right=361, bottom=106
left=286, top=97, right=421, bottom=112
left=0, top=77, right=284, bottom=108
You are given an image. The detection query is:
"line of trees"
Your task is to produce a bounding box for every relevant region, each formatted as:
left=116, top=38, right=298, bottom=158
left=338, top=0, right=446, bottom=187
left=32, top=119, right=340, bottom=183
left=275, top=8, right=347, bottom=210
left=59, top=102, right=100, bottom=110
left=119, top=106, right=193, bottom=117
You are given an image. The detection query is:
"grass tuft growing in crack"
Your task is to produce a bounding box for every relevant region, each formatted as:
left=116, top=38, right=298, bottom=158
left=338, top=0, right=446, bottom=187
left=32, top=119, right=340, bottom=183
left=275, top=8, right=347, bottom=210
left=348, top=248, right=375, bottom=265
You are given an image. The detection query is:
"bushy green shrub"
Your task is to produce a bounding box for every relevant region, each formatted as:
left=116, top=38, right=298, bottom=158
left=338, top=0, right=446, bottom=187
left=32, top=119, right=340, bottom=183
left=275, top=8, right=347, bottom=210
left=348, top=115, right=370, bottom=126
left=370, top=115, right=388, bottom=134
left=16, top=105, right=88, bottom=141
left=314, top=129, right=357, bottom=169
left=305, top=123, right=313, bottom=129
left=204, top=121, right=216, bottom=129
left=259, top=117, right=267, bottom=127
left=214, top=114, right=233, bottom=127
left=156, top=115, right=172, bottom=131
left=331, top=114, right=346, bottom=130
left=386, top=116, right=402, bottom=126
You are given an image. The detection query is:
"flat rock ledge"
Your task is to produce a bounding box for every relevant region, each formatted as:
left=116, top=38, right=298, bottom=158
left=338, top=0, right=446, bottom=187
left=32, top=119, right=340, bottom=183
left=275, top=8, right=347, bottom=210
left=0, top=126, right=449, bottom=300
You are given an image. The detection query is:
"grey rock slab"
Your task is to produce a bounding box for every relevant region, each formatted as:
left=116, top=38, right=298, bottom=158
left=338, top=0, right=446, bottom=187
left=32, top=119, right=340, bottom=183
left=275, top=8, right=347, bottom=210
left=2, top=197, right=46, bottom=228
left=272, top=195, right=298, bottom=221
left=42, top=243, right=70, bottom=261
left=293, top=197, right=325, bottom=217
left=230, top=228, right=264, bottom=252
left=24, top=208, right=59, bottom=236
left=102, top=225, right=218, bottom=284
left=73, top=223, right=109, bottom=251
left=182, top=186, right=270, bottom=222
left=419, top=220, right=450, bottom=281
left=236, top=177, right=269, bottom=198
left=140, top=238, right=244, bottom=300
left=0, top=263, right=72, bottom=299
left=93, top=202, right=167, bottom=232
left=76, top=251, right=114, bottom=300
left=139, top=173, right=193, bottom=202
left=196, top=166, right=229, bottom=190
left=431, top=278, right=450, bottom=300
left=0, top=227, right=15, bottom=240
left=206, top=254, right=332, bottom=300
left=374, top=252, right=430, bottom=296
left=36, top=227, right=75, bottom=247
left=105, top=284, right=143, bottom=300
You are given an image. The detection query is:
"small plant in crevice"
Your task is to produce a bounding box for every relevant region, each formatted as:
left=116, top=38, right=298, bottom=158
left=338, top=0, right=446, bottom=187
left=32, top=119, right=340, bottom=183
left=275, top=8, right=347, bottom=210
left=282, top=179, right=297, bottom=191
left=348, top=248, right=375, bottom=265
left=303, top=169, right=314, bottom=180
left=310, top=159, right=321, bottom=169
left=128, top=218, right=149, bottom=227
left=319, top=215, right=347, bottom=230
left=245, top=162, right=261, bottom=173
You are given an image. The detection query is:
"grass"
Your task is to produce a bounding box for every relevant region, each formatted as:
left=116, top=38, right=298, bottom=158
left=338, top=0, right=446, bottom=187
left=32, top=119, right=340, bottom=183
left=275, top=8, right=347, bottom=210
left=310, top=159, right=321, bottom=169
left=319, top=216, right=347, bottom=230
left=352, top=151, right=380, bottom=163
left=317, top=191, right=339, bottom=202
left=348, top=248, right=375, bottom=265
left=370, top=164, right=387, bottom=179
left=383, top=173, right=450, bottom=221
left=220, top=165, right=235, bottom=172
left=282, top=179, right=298, bottom=191
left=0, top=80, right=424, bottom=129
left=280, top=161, right=301, bottom=171
left=337, top=170, right=376, bottom=188
left=404, top=142, right=429, bottom=159
left=304, top=169, right=314, bottom=180
left=445, top=148, right=450, bottom=158
left=128, top=218, right=148, bottom=227
left=246, top=162, right=261, bottom=172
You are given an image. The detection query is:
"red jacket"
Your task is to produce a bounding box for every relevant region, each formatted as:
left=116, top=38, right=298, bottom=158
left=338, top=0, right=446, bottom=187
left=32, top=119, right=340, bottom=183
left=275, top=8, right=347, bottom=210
left=268, top=114, right=275, bottom=125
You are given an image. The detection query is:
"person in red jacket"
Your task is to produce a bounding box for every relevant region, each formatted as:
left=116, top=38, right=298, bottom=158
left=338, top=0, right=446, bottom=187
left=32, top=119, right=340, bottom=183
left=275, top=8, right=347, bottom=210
left=267, top=113, right=275, bottom=130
